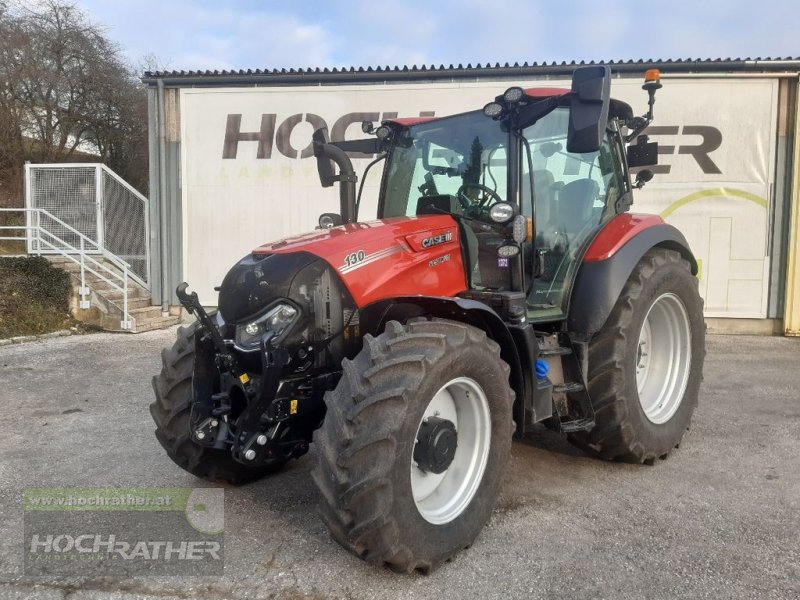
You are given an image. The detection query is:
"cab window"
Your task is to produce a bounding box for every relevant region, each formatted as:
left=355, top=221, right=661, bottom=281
left=521, top=108, right=621, bottom=319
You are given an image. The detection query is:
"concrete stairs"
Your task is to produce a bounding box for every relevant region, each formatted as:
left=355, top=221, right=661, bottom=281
left=47, top=256, right=181, bottom=333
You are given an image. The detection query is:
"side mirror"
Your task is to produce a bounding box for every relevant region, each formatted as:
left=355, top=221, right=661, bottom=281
left=633, top=169, right=654, bottom=189
left=312, top=128, right=336, bottom=187
left=567, top=66, right=611, bottom=153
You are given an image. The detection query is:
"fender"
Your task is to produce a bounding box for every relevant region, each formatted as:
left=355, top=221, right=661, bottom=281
left=359, top=295, right=529, bottom=433
left=568, top=214, right=698, bottom=337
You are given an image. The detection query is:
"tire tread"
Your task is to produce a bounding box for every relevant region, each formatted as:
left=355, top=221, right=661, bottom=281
left=569, top=248, right=705, bottom=463
left=312, top=318, right=514, bottom=573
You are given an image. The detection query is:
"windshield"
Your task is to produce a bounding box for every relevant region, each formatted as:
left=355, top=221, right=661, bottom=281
left=381, top=111, right=508, bottom=218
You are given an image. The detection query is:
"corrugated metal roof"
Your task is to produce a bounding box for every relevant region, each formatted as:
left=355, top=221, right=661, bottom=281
left=142, top=57, right=800, bottom=86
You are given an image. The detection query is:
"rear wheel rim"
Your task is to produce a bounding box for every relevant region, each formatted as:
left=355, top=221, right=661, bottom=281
left=636, top=292, right=692, bottom=424
left=411, top=377, right=491, bottom=525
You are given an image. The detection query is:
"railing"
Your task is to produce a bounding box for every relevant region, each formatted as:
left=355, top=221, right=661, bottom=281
left=24, top=163, right=149, bottom=288
left=0, top=207, right=133, bottom=330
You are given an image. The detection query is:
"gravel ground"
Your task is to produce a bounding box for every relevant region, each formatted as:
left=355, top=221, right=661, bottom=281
left=0, top=328, right=798, bottom=599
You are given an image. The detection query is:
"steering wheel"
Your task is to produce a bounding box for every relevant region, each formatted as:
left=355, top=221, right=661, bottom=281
left=456, top=182, right=503, bottom=208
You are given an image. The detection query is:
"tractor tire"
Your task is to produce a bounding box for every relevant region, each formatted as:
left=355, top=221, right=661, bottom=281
left=569, top=248, right=705, bottom=463
left=312, top=319, right=514, bottom=573
left=150, top=323, right=285, bottom=485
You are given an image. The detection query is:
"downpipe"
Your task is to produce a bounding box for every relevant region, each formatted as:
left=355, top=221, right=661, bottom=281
left=157, top=78, right=169, bottom=315
left=328, top=143, right=357, bottom=224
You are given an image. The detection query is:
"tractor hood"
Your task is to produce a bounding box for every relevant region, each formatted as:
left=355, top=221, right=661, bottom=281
left=251, top=215, right=467, bottom=308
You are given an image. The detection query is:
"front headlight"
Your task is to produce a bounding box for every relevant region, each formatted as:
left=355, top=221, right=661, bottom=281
left=234, top=302, right=298, bottom=351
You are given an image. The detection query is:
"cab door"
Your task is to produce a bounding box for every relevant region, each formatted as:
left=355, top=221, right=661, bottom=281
left=521, top=109, right=624, bottom=321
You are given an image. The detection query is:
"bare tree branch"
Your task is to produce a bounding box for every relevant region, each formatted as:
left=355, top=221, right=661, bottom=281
left=0, top=0, right=148, bottom=207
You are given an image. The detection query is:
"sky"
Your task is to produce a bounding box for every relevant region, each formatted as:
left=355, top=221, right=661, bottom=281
left=72, top=0, right=799, bottom=73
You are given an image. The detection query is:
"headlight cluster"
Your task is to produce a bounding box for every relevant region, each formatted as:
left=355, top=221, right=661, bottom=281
left=234, top=303, right=298, bottom=351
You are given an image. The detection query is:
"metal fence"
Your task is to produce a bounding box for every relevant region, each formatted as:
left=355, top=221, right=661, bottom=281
left=25, top=163, right=149, bottom=288
left=0, top=207, right=135, bottom=330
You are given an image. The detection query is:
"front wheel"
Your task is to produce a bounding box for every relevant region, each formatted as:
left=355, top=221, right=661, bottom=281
left=569, top=248, right=705, bottom=463
left=312, top=319, right=514, bottom=573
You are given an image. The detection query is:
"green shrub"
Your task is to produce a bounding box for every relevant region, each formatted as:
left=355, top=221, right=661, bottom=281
left=0, top=256, right=73, bottom=337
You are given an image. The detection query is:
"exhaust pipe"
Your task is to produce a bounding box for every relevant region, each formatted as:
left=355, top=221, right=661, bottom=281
left=312, top=128, right=357, bottom=224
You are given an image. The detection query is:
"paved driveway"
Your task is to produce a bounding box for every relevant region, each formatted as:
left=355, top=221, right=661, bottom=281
left=0, top=329, right=798, bottom=599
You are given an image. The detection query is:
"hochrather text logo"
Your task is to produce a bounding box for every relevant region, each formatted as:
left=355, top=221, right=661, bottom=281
left=222, top=110, right=436, bottom=160
left=24, top=488, right=224, bottom=576
left=221, top=112, right=723, bottom=176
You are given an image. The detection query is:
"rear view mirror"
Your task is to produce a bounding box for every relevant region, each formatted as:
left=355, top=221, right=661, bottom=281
left=312, top=128, right=336, bottom=187
left=567, top=66, right=611, bottom=153
left=422, top=140, right=462, bottom=176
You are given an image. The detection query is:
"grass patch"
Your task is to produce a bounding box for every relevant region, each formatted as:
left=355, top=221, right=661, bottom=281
left=0, top=210, right=26, bottom=255
left=0, top=256, right=74, bottom=338
left=0, top=239, right=27, bottom=255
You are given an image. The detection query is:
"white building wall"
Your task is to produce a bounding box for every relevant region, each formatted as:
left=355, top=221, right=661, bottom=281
left=178, top=77, right=779, bottom=315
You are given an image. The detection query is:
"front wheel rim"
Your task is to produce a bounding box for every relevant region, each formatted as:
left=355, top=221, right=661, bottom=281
left=411, top=377, right=491, bottom=525
left=636, top=292, right=692, bottom=424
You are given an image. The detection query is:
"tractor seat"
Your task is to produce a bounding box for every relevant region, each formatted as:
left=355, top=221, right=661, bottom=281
left=554, top=178, right=599, bottom=240
left=532, top=178, right=599, bottom=289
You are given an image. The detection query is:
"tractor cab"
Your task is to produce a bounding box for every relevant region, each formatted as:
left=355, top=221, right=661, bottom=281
left=377, top=96, right=630, bottom=322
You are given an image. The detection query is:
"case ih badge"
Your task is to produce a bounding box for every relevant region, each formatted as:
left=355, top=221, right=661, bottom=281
left=153, top=66, right=705, bottom=573
left=421, top=231, right=453, bottom=248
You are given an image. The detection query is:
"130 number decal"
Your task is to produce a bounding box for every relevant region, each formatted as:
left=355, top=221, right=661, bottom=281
left=344, top=250, right=366, bottom=268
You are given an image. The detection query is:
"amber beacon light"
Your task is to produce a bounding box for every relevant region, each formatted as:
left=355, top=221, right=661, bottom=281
left=643, top=69, right=662, bottom=90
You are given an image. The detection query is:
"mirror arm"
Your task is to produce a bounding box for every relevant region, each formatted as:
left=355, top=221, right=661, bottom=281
left=516, top=95, right=563, bottom=130
left=624, top=115, right=651, bottom=143
left=330, top=138, right=381, bottom=154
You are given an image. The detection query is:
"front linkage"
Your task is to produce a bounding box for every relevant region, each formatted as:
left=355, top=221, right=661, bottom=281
left=176, top=283, right=311, bottom=468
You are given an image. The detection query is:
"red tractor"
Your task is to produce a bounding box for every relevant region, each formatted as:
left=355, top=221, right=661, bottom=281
left=151, top=66, right=705, bottom=572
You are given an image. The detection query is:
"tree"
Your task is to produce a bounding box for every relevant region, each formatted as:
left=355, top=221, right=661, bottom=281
left=0, top=0, right=148, bottom=207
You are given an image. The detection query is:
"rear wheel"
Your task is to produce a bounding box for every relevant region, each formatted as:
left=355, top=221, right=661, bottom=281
left=312, top=319, right=514, bottom=572
left=569, top=248, right=705, bottom=463
left=150, top=323, right=285, bottom=484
